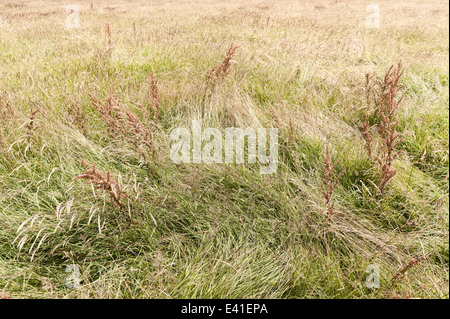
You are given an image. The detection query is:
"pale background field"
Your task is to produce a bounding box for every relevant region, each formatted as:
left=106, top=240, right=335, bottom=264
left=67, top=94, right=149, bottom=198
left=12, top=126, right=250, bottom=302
left=0, top=0, right=448, bottom=298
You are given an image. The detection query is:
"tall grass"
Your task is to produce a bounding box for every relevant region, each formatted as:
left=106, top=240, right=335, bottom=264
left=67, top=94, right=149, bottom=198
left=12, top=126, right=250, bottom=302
left=0, top=0, right=448, bottom=299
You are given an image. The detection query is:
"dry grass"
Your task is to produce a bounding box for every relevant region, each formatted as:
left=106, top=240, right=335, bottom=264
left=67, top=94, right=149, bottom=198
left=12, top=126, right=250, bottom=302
left=73, top=159, right=138, bottom=226
left=0, top=0, right=447, bottom=299
left=89, top=87, right=156, bottom=161
left=73, top=159, right=125, bottom=211
left=0, top=292, right=12, bottom=299
left=65, top=99, right=88, bottom=136
left=106, top=23, right=112, bottom=47
left=320, top=143, right=343, bottom=217
left=361, top=62, right=405, bottom=195
left=206, top=44, right=239, bottom=83
left=148, top=71, right=160, bottom=119
left=24, top=104, right=40, bottom=145
left=392, top=255, right=428, bottom=284
left=360, top=112, right=373, bottom=158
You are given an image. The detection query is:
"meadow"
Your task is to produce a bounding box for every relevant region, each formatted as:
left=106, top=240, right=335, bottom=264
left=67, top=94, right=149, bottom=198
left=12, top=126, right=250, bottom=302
left=0, top=0, right=448, bottom=298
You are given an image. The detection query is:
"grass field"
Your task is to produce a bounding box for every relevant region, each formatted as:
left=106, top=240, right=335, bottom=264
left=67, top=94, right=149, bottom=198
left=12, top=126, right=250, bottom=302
left=0, top=0, right=448, bottom=299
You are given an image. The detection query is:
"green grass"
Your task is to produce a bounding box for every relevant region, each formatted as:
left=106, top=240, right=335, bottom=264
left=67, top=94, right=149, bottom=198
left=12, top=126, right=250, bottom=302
left=0, top=0, right=448, bottom=299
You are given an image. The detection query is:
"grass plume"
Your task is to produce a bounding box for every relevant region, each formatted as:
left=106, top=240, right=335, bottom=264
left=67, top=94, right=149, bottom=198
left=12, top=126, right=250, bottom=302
left=320, top=143, right=342, bottom=217
left=73, top=159, right=126, bottom=211
left=361, top=62, right=405, bottom=195
left=89, top=86, right=156, bottom=161
left=206, top=44, right=239, bottom=83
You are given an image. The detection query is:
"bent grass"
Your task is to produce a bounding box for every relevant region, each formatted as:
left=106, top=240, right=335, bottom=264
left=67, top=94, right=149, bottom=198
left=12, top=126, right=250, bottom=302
left=0, top=0, right=447, bottom=299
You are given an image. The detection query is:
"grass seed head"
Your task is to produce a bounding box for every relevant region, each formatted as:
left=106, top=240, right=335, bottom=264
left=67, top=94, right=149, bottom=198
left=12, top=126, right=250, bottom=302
left=206, top=43, right=239, bottom=83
